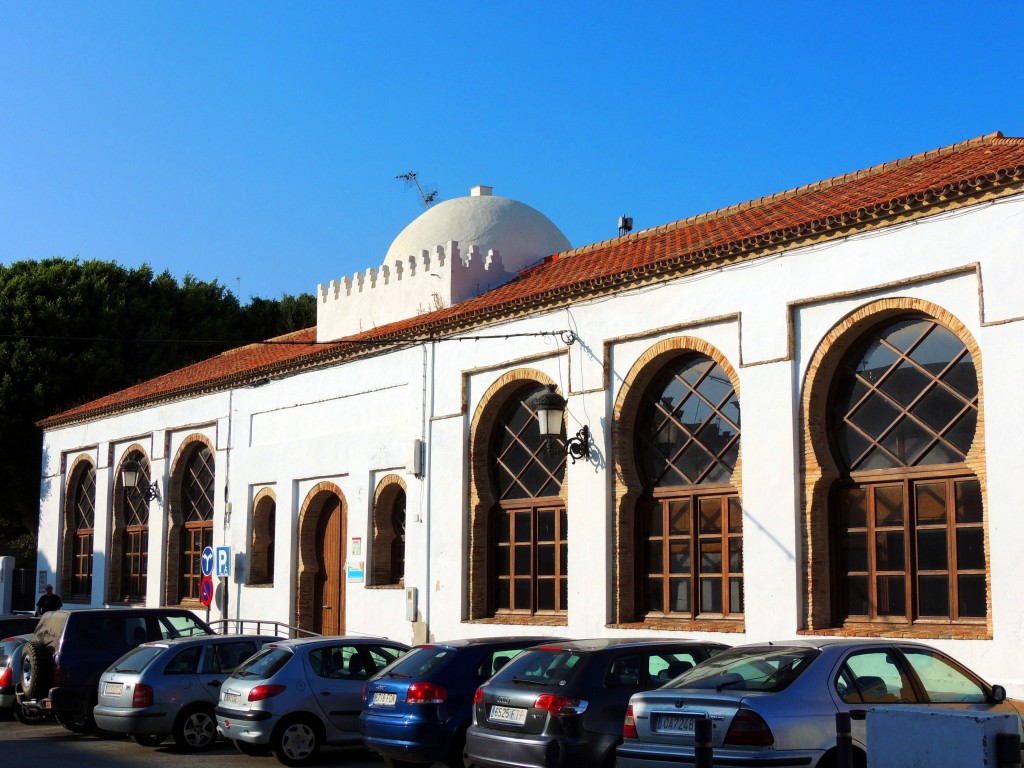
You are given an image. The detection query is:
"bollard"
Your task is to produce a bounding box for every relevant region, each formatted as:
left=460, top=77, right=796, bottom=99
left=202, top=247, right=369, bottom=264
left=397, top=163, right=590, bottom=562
left=996, top=732, right=1021, bottom=768
left=835, top=711, right=853, bottom=768
left=694, top=716, right=713, bottom=768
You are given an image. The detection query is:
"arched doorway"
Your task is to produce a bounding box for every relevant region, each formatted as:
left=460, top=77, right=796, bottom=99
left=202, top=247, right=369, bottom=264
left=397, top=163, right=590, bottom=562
left=296, top=483, right=347, bottom=636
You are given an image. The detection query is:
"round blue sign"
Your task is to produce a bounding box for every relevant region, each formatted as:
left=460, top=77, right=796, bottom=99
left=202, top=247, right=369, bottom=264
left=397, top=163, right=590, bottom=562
left=200, top=576, right=214, bottom=606
left=201, top=546, right=214, bottom=577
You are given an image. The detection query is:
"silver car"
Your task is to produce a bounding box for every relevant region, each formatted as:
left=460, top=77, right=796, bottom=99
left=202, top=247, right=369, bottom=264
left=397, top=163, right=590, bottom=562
left=215, top=635, right=409, bottom=766
left=93, top=634, right=276, bottom=750
left=1, top=634, right=46, bottom=724
left=617, top=638, right=1024, bottom=768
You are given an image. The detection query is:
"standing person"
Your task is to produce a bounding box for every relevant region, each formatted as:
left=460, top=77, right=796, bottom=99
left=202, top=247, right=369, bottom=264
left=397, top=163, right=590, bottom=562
left=35, top=584, right=62, bottom=615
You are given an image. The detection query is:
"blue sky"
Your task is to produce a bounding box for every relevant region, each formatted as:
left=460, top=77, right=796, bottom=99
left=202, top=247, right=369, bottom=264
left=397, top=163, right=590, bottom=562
left=2, top=2, right=1022, bottom=304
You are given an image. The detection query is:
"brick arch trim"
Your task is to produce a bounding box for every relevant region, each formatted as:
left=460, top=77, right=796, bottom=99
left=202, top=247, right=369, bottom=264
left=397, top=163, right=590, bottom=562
left=60, top=454, right=97, bottom=602
left=370, top=474, right=407, bottom=586
left=610, top=336, right=742, bottom=626
left=295, top=481, right=346, bottom=633
left=106, top=444, right=151, bottom=603
left=164, top=434, right=215, bottom=607
left=798, top=297, right=989, bottom=634
left=467, top=368, right=565, bottom=621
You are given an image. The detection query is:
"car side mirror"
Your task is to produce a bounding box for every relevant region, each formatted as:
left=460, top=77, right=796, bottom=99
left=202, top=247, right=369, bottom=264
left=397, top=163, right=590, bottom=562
left=991, top=685, right=1007, bottom=703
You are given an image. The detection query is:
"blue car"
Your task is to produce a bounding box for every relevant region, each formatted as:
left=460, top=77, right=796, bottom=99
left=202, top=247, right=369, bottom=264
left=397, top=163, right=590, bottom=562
left=360, top=636, right=556, bottom=768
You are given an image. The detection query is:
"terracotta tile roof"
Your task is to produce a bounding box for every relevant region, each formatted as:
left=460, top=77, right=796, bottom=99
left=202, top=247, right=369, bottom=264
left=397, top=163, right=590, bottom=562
left=41, top=132, right=1024, bottom=428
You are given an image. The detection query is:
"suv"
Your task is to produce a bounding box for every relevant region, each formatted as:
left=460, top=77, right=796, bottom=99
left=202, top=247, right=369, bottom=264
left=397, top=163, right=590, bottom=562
left=18, top=608, right=212, bottom=732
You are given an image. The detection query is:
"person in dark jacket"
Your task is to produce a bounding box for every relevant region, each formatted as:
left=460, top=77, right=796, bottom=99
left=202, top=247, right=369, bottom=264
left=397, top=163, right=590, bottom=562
left=35, top=584, right=63, bottom=615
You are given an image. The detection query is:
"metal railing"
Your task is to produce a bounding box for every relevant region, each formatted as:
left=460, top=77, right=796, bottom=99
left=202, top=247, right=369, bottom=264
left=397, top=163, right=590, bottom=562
left=208, top=617, right=322, bottom=639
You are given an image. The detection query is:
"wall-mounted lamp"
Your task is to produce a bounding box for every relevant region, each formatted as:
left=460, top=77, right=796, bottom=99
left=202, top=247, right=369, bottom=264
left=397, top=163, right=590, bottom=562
left=527, top=384, right=591, bottom=464
left=121, top=459, right=160, bottom=502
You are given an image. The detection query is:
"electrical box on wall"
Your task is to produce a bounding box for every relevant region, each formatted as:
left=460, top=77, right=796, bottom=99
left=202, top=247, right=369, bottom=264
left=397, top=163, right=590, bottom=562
left=405, top=586, right=418, bottom=622
left=408, top=438, right=424, bottom=477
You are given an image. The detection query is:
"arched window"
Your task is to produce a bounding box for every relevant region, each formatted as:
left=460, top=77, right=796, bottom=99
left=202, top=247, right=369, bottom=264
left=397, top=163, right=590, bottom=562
left=250, top=491, right=276, bottom=585
left=634, top=354, right=742, bottom=620
left=370, top=478, right=407, bottom=586
left=828, top=315, right=985, bottom=624
left=178, top=445, right=214, bottom=601
left=119, top=451, right=151, bottom=602
left=67, top=462, right=96, bottom=601
left=489, top=383, right=568, bottom=616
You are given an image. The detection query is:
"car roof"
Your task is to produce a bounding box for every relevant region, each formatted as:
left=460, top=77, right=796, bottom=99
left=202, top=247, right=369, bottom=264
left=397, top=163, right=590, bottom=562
left=519, top=637, right=729, bottom=652
left=139, top=633, right=279, bottom=649
left=264, top=635, right=407, bottom=649
left=725, top=638, right=939, bottom=652
left=422, top=636, right=558, bottom=649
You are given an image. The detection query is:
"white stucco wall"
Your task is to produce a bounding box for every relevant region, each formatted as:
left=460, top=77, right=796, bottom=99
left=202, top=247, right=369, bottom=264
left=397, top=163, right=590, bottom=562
left=37, top=192, right=1024, bottom=692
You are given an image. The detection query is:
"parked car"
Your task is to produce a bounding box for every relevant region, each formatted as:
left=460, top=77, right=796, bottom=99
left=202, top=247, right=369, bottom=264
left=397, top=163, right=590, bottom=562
left=17, top=607, right=213, bottom=733
left=93, top=633, right=277, bottom=750
left=1, top=634, right=46, bottom=724
left=361, top=635, right=557, bottom=768
left=616, top=638, right=1024, bottom=768
left=0, top=614, right=38, bottom=638
left=216, top=635, right=410, bottom=766
left=465, top=637, right=728, bottom=768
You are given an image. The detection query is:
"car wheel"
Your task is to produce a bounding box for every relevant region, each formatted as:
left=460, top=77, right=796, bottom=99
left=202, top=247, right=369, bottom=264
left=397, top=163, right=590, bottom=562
left=133, top=733, right=166, bottom=747
left=19, top=642, right=52, bottom=699
left=53, top=708, right=96, bottom=734
left=445, top=728, right=469, bottom=768
left=172, top=704, right=217, bottom=751
left=13, top=700, right=46, bottom=725
left=384, top=759, right=430, bottom=768
left=272, top=717, right=322, bottom=766
left=232, top=738, right=272, bottom=756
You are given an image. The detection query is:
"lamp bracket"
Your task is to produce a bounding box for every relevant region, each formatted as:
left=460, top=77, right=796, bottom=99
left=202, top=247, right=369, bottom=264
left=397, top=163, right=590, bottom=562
left=565, top=425, right=591, bottom=464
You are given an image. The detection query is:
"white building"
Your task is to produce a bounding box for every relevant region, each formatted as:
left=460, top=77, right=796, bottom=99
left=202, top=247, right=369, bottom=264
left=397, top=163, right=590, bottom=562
left=35, top=133, right=1024, bottom=692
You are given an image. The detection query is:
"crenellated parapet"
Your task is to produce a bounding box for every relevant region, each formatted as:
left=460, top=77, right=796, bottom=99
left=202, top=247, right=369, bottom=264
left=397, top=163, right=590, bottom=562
left=316, top=240, right=506, bottom=342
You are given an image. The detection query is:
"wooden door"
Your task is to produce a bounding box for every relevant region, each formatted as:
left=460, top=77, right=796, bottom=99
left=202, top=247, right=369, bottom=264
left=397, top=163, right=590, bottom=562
left=315, top=496, right=346, bottom=636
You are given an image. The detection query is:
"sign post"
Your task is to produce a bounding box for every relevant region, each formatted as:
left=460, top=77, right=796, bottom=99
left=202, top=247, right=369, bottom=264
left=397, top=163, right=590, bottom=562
left=201, top=546, right=214, bottom=622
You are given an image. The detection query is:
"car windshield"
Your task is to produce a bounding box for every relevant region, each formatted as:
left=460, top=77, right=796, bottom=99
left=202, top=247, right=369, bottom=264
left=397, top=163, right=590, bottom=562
left=492, top=648, right=583, bottom=686
left=380, top=645, right=453, bottom=678
left=158, top=614, right=210, bottom=638
left=232, top=646, right=291, bottom=679
left=110, top=645, right=164, bottom=674
left=665, top=646, right=819, bottom=693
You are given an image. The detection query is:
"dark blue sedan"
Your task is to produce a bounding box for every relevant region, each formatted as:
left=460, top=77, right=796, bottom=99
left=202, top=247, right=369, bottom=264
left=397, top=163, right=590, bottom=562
left=360, top=636, right=556, bottom=768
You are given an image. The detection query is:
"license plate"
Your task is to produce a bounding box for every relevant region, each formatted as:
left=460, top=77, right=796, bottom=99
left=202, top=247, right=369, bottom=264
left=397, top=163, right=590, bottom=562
left=489, top=705, right=527, bottom=725
left=372, top=692, right=397, bottom=707
left=103, top=682, right=124, bottom=696
left=656, top=713, right=700, bottom=733
left=224, top=690, right=241, bottom=705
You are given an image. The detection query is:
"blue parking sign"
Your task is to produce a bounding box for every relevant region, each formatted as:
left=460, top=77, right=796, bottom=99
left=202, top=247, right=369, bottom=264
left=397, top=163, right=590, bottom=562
left=216, top=546, right=231, bottom=577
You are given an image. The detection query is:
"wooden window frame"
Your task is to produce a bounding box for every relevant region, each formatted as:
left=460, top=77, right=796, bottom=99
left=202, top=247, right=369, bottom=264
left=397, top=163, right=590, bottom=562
left=490, top=499, right=568, bottom=617
left=71, top=466, right=96, bottom=600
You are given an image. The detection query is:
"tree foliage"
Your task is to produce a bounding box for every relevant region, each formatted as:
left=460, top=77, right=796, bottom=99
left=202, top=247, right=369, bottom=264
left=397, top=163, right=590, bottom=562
left=0, top=258, right=315, bottom=565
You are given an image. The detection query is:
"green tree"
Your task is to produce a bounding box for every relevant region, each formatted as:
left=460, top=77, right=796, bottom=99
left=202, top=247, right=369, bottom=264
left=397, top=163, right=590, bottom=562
left=0, top=258, right=314, bottom=566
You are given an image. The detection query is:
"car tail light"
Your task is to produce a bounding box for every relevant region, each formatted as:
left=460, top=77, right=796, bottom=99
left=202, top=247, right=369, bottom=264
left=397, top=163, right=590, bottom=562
left=132, top=683, right=154, bottom=708
left=248, top=684, right=287, bottom=702
left=407, top=681, right=446, bottom=704
left=473, top=687, right=484, bottom=704
left=361, top=682, right=367, bottom=702
left=0, top=667, right=11, bottom=687
left=724, top=709, right=773, bottom=747
left=623, top=705, right=638, bottom=739
left=534, top=694, right=587, bottom=715
left=53, top=664, right=64, bottom=687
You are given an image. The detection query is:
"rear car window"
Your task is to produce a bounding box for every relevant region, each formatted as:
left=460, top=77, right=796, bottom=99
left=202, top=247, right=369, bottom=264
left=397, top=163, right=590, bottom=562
left=158, top=614, right=209, bottom=639
left=385, top=646, right=454, bottom=677
left=110, top=645, right=165, bottom=674
left=667, top=646, right=818, bottom=693
left=492, top=648, right=583, bottom=686
left=232, top=646, right=291, bottom=679
left=0, top=638, right=20, bottom=666
left=201, top=641, right=259, bottom=674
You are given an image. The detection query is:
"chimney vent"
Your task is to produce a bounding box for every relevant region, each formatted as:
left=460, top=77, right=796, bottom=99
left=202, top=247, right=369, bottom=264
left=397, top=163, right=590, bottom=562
left=471, top=185, right=493, bottom=197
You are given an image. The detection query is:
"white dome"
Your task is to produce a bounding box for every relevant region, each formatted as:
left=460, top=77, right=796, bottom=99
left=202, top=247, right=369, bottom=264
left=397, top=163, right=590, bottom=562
left=385, top=187, right=571, bottom=273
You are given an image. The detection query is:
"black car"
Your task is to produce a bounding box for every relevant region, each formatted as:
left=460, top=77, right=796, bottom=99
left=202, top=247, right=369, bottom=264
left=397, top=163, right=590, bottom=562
left=361, top=636, right=556, bottom=768
left=465, top=637, right=728, bottom=768
left=0, top=614, right=39, bottom=638
left=18, top=607, right=212, bottom=732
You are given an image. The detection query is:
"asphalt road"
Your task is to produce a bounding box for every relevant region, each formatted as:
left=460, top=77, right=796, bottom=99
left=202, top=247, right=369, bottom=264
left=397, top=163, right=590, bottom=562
left=0, top=715, right=390, bottom=768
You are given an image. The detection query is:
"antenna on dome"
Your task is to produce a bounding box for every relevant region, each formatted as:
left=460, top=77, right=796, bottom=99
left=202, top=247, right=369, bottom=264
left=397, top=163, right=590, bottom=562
left=618, top=215, right=633, bottom=237
left=396, top=171, right=438, bottom=208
